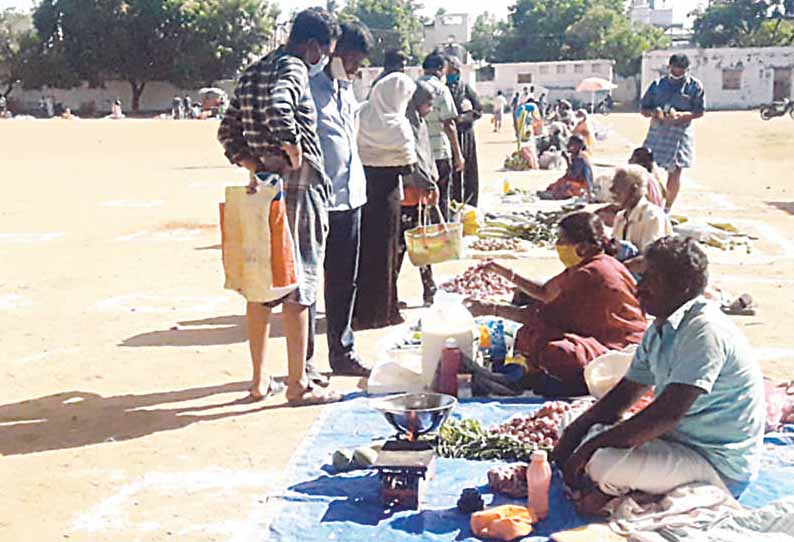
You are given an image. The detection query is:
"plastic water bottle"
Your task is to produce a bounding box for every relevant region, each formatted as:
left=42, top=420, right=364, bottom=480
left=527, top=450, right=552, bottom=519
left=490, top=320, right=507, bottom=369
left=437, top=338, right=462, bottom=397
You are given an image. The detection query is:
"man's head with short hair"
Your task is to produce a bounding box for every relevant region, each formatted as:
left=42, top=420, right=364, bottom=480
left=422, top=52, right=446, bottom=77
left=332, top=21, right=373, bottom=77
left=639, top=237, right=709, bottom=319
left=384, top=49, right=409, bottom=73
left=288, top=8, right=340, bottom=65
left=610, top=165, right=648, bottom=210
left=669, top=53, right=690, bottom=79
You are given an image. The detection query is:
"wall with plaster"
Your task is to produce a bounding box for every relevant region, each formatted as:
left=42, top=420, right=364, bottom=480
left=642, top=47, right=794, bottom=110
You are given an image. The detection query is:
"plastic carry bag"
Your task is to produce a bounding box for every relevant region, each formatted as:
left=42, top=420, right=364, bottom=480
left=220, top=174, right=298, bottom=303
left=584, top=345, right=638, bottom=399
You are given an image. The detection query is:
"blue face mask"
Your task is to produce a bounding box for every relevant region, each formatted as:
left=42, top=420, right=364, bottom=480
left=447, top=73, right=460, bottom=84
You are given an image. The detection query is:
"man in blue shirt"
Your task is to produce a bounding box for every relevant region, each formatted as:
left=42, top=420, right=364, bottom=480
left=306, top=22, right=373, bottom=380
left=554, top=236, right=765, bottom=515
left=641, top=54, right=706, bottom=212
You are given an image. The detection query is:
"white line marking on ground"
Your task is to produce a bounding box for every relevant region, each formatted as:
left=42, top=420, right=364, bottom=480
left=95, top=294, right=235, bottom=314
left=0, top=232, right=64, bottom=243
left=0, top=293, right=32, bottom=310
left=101, top=200, right=164, bottom=208
left=115, top=229, right=203, bottom=242
left=72, top=469, right=279, bottom=536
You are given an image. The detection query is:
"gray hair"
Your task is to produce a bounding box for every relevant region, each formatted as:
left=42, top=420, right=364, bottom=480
left=613, top=165, right=648, bottom=196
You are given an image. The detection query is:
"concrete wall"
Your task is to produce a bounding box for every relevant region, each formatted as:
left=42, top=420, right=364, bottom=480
left=421, top=13, right=472, bottom=55
left=641, top=46, right=794, bottom=110
left=471, top=59, right=615, bottom=103
left=9, top=79, right=236, bottom=114
left=614, top=75, right=640, bottom=107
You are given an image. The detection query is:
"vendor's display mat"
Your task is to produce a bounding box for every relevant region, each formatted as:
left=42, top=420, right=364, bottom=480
left=267, top=396, right=794, bottom=542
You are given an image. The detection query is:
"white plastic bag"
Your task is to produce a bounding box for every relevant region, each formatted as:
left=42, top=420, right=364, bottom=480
left=584, top=345, right=638, bottom=399
left=221, top=176, right=299, bottom=303
left=367, top=350, right=425, bottom=395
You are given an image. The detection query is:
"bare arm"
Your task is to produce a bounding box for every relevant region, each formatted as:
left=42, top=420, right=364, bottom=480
left=485, top=261, right=561, bottom=304
left=442, top=118, right=465, bottom=171
left=562, top=383, right=704, bottom=487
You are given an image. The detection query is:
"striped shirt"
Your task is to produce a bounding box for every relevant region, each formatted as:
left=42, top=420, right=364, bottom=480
left=218, top=47, right=325, bottom=180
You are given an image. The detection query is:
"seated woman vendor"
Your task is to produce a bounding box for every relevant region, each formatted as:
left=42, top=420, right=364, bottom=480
left=466, top=212, right=647, bottom=397
left=539, top=135, right=593, bottom=201
left=553, top=237, right=765, bottom=515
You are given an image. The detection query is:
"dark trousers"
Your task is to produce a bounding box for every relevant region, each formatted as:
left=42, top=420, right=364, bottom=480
left=307, top=207, right=362, bottom=368
left=435, top=158, right=452, bottom=220
left=452, top=129, right=479, bottom=207
left=353, top=167, right=403, bottom=328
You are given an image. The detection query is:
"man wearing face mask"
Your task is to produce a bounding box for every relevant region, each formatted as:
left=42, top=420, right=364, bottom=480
left=640, top=54, right=705, bottom=212
left=305, top=21, right=374, bottom=380
left=218, top=8, right=342, bottom=406
left=465, top=212, right=646, bottom=397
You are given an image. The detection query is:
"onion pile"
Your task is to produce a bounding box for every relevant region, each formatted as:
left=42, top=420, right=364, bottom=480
left=489, top=400, right=592, bottom=449
left=440, top=262, right=514, bottom=299
left=471, top=238, right=524, bottom=252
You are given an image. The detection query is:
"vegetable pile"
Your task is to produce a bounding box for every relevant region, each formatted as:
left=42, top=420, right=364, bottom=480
left=470, top=238, right=525, bottom=253
left=435, top=400, right=592, bottom=462
left=479, top=207, right=580, bottom=248
left=439, top=261, right=514, bottom=299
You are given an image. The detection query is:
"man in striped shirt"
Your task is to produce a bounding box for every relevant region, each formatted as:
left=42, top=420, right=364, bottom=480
left=218, top=8, right=342, bottom=406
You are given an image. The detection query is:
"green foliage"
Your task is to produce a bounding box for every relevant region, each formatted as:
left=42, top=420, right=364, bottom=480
left=32, top=0, right=277, bottom=110
left=562, top=5, right=671, bottom=76
left=339, top=0, right=425, bottom=66
left=692, top=0, right=794, bottom=48
left=467, top=12, right=503, bottom=63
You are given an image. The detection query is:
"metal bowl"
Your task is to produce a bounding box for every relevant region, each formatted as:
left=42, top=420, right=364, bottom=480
left=371, top=393, right=457, bottom=438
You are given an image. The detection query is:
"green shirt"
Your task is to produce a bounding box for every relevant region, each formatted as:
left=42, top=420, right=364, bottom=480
left=417, top=75, right=457, bottom=161
left=626, top=297, right=766, bottom=483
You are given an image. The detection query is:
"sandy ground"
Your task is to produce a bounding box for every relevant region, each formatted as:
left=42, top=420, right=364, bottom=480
left=1, top=112, right=793, bottom=541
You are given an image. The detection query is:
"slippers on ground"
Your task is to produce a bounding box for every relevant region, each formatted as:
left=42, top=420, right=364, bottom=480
left=287, top=386, right=342, bottom=407
left=243, top=379, right=285, bottom=403
left=721, top=293, right=757, bottom=316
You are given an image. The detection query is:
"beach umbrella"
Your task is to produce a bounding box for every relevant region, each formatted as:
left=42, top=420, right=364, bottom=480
left=199, top=87, right=226, bottom=99
left=576, top=77, right=617, bottom=113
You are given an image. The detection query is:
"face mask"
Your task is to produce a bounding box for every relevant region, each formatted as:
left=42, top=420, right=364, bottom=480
left=669, top=72, right=686, bottom=81
left=556, top=244, right=583, bottom=268
left=330, top=57, right=348, bottom=81
left=447, top=73, right=460, bottom=84
left=308, top=54, right=329, bottom=77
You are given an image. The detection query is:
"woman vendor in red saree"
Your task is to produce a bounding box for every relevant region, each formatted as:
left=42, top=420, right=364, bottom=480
left=467, top=212, right=647, bottom=396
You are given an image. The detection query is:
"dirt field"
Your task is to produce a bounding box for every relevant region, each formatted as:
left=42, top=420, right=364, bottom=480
left=1, top=112, right=793, bottom=541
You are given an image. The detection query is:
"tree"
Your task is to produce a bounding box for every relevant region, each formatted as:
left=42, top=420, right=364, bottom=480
left=33, top=0, right=277, bottom=111
left=692, top=0, right=794, bottom=47
left=340, top=0, right=425, bottom=65
left=467, top=12, right=502, bottom=63
left=174, top=0, right=278, bottom=88
left=495, top=0, right=626, bottom=63
left=562, top=5, right=670, bottom=76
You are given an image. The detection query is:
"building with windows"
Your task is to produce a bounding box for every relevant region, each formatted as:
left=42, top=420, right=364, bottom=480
left=473, top=59, right=615, bottom=102
left=421, top=13, right=472, bottom=56
left=641, top=47, right=794, bottom=109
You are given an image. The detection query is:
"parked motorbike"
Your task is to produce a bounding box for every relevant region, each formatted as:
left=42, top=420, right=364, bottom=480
left=760, top=98, right=793, bottom=120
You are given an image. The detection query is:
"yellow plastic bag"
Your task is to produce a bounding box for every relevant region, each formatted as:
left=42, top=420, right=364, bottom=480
left=221, top=176, right=299, bottom=303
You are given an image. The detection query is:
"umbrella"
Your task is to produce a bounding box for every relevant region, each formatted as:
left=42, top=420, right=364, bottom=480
left=576, top=78, right=617, bottom=113
left=199, top=87, right=226, bottom=99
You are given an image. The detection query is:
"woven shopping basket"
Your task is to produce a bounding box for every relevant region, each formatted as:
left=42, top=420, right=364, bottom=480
left=405, top=203, right=463, bottom=267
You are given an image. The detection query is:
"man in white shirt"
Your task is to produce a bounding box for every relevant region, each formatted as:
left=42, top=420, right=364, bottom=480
left=610, top=165, right=672, bottom=273
left=493, top=90, right=508, bottom=132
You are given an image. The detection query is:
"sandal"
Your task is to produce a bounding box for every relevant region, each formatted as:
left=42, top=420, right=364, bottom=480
left=287, top=384, right=342, bottom=407
left=721, top=293, right=756, bottom=316
left=245, top=378, right=285, bottom=402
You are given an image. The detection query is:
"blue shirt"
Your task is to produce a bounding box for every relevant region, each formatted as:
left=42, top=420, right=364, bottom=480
left=641, top=75, right=706, bottom=114
left=625, top=297, right=765, bottom=483
left=309, top=71, right=367, bottom=211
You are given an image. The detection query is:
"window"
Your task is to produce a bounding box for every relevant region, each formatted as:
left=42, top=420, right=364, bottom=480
left=517, top=72, right=533, bottom=84
left=556, top=65, right=566, bottom=74
left=574, top=64, right=584, bottom=74
left=477, top=65, right=495, bottom=82
left=539, top=65, right=549, bottom=75
left=592, top=64, right=602, bottom=74
left=722, top=68, right=742, bottom=90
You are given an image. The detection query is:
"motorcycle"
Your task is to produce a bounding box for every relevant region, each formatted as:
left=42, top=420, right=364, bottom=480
left=760, top=98, right=794, bottom=120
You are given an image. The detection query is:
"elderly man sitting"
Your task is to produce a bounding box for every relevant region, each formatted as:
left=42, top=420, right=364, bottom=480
left=609, top=165, right=671, bottom=274
left=553, top=236, right=765, bottom=515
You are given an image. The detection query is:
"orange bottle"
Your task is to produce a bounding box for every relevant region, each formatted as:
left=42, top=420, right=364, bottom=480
left=527, top=450, right=552, bottom=519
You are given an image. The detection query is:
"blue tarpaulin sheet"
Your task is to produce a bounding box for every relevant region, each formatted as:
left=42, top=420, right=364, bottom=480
left=269, top=396, right=794, bottom=542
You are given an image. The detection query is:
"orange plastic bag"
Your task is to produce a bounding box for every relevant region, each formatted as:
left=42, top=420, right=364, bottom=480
left=471, top=505, right=537, bottom=541
left=220, top=174, right=299, bottom=302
